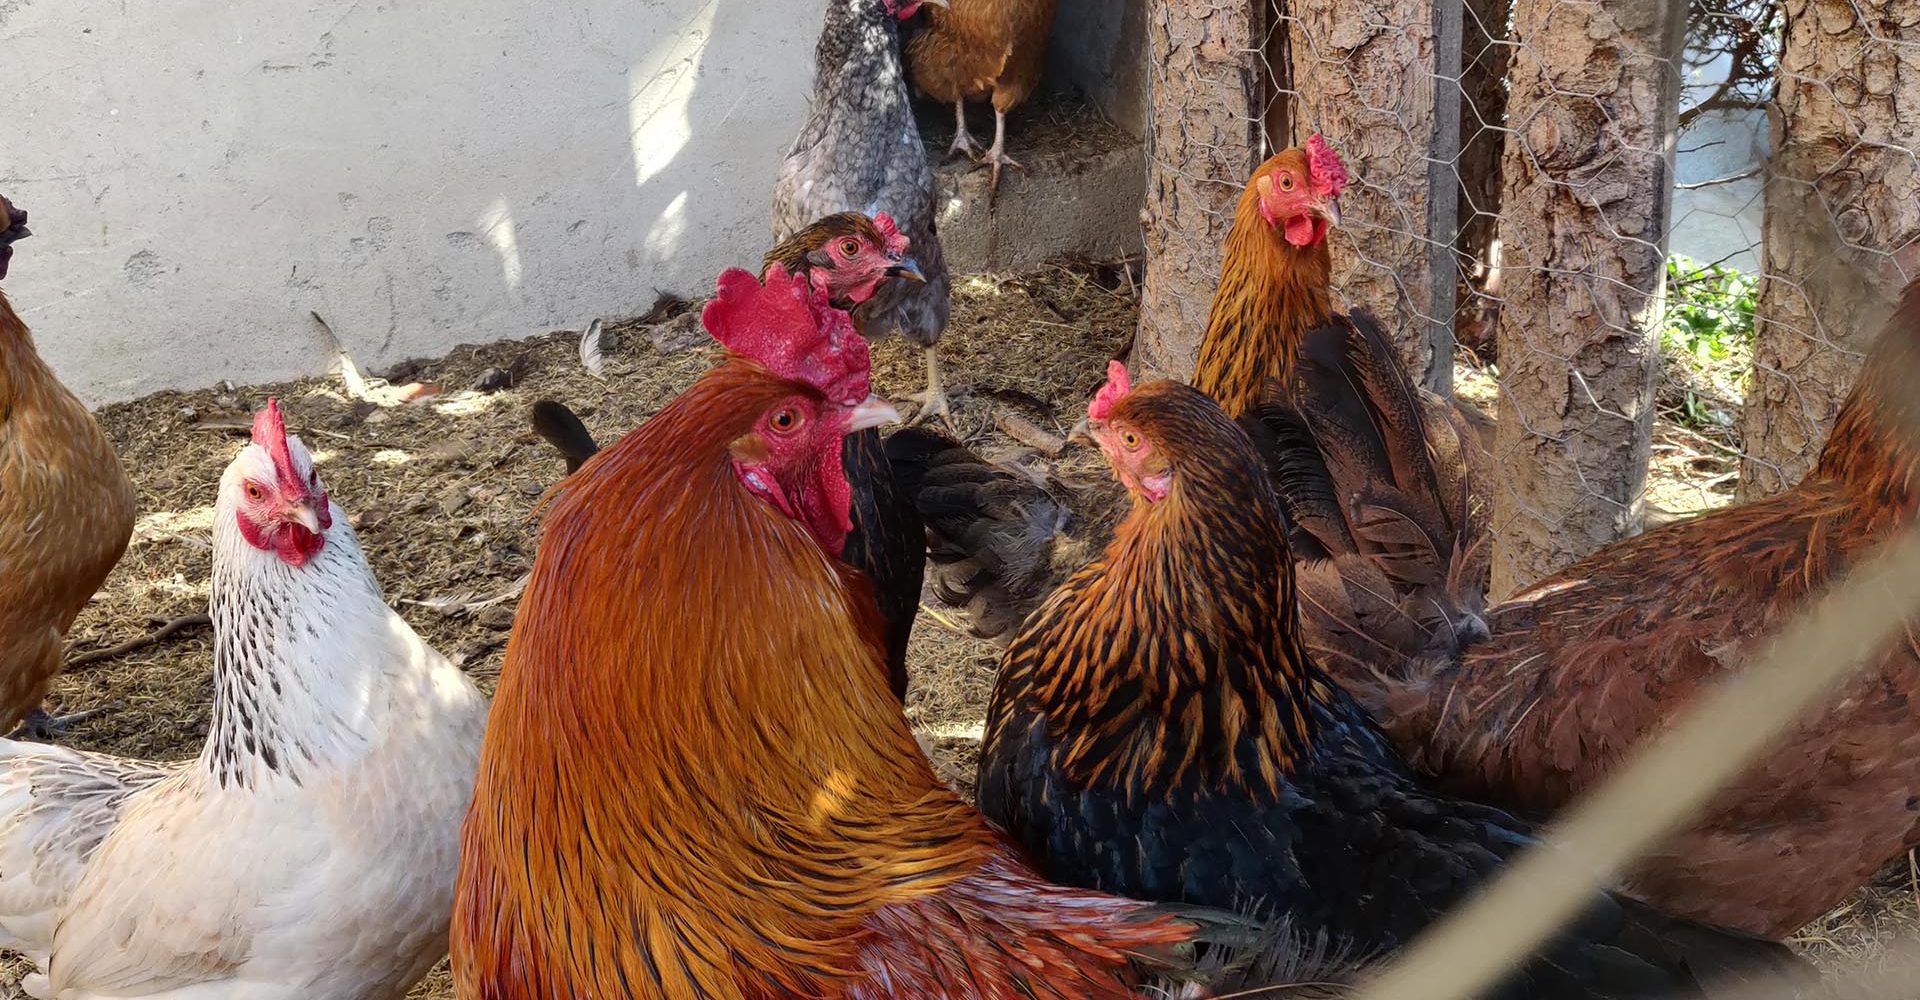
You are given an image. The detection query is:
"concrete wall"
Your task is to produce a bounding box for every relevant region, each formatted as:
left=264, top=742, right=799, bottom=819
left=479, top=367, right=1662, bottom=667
left=4, top=0, right=825, bottom=405
left=1051, top=0, right=1149, bottom=135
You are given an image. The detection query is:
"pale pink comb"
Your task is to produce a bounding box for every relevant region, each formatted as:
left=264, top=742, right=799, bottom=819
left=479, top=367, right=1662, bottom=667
left=872, top=212, right=910, bottom=256
left=1306, top=133, right=1349, bottom=199
left=702, top=264, right=872, bottom=406
left=1088, top=360, right=1132, bottom=422
left=250, top=399, right=304, bottom=495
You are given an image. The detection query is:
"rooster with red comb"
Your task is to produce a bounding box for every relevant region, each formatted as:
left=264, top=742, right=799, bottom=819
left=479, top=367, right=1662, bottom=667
left=0, top=399, right=488, bottom=998
left=453, top=266, right=1356, bottom=999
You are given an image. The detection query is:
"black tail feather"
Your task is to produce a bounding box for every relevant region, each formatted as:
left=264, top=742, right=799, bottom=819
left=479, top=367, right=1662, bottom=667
left=531, top=400, right=601, bottom=474
left=885, top=427, right=1077, bottom=642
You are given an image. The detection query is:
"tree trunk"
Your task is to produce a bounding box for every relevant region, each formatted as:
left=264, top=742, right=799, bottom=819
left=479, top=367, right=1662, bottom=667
left=1488, top=0, right=1687, bottom=597
left=1735, top=0, right=1920, bottom=500
left=1288, top=0, right=1463, bottom=392
left=1453, top=0, right=1514, bottom=355
left=1136, top=0, right=1267, bottom=379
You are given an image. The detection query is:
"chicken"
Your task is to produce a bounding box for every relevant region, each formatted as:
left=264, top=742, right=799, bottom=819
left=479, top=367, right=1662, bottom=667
left=530, top=213, right=929, bottom=695
left=1305, top=277, right=1920, bottom=939
left=774, top=0, right=954, bottom=422
left=890, top=143, right=1347, bottom=644
left=975, top=365, right=1804, bottom=996
left=906, top=0, right=1058, bottom=190
left=0, top=400, right=489, bottom=999
left=0, top=195, right=136, bottom=739
left=456, top=265, right=1354, bottom=999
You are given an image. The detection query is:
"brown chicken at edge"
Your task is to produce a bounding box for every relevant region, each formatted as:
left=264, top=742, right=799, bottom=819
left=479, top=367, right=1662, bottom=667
left=906, top=0, right=1059, bottom=189
left=1322, top=278, right=1920, bottom=938
left=454, top=265, right=1350, bottom=999
left=0, top=195, right=136, bottom=738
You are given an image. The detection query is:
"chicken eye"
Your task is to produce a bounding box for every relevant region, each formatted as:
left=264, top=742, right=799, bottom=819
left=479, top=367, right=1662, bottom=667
left=1278, top=173, right=1295, bottom=191
left=245, top=482, right=265, bottom=501
left=1121, top=430, right=1142, bottom=450
left=769, top=408, right=802, bottom=434
left=839, top=238, right=862, bottom=258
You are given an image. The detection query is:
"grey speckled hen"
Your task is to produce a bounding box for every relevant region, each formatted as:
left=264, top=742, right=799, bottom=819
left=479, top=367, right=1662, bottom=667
left=772, top=0, right=954, bottom=423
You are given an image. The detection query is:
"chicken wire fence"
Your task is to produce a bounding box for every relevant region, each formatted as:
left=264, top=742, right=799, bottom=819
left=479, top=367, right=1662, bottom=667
left=1141, top=0, right=1919, bottom=598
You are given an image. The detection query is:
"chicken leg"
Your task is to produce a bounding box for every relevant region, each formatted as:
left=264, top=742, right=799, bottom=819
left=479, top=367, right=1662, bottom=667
left=948, top=101, right=979, bottom=161
left=979, top=108, right=1026, bottom=192
left=9, top=704, right=112, bottom=742
left=906, top=347, right=953, bottom=428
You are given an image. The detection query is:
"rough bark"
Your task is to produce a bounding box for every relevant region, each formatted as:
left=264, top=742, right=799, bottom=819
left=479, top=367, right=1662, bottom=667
left=1488, top=0, right=1687, bottom=598
left=1453, top=0, right=1514, bottom=355
left=1736, top=0, right=1920, bottom=499
left=1288, top=0, right=1462, bottom=392
left=1137, top=0, right=1266, bottom=379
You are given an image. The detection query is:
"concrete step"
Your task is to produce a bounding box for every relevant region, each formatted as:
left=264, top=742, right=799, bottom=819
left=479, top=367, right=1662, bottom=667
left=922, top=99, right=1144, bottom=273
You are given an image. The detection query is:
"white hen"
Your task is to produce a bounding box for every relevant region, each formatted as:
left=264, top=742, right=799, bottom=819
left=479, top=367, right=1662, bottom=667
left=0, top=400, right=489, bottom=1000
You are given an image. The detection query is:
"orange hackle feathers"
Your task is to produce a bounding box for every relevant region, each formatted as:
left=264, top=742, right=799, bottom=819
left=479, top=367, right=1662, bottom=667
left=454, top=275, right=1193, bottom=997
left=1190, top=146, right=1339, bottom=420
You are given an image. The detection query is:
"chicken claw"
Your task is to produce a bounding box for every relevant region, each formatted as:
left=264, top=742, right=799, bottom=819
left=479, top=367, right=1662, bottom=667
left=947, top=101, right=980, bottom=161
left=906, top=347, right=955, bottom=430
left=10, top=704, right=113, bottom=742
left=978, top=108, right=1025, bottom=194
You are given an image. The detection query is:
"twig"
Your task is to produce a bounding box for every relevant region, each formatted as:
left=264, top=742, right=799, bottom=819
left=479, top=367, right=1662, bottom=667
left=65, top=612, right=212, bottom=672
left=994, top=409, right=1067, bottom=457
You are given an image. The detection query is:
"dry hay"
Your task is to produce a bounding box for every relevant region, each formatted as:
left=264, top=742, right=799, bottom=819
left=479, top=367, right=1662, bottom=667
left=3, top=260, right=1899, bottom=997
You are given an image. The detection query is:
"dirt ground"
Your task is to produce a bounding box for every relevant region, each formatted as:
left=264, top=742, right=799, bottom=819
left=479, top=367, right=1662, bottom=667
left=6, top=261, right=1907, bottom=996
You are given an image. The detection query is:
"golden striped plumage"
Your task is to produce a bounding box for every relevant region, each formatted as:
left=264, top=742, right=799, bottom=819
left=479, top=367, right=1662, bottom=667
left=1190, top=151, right=1335, bottom=420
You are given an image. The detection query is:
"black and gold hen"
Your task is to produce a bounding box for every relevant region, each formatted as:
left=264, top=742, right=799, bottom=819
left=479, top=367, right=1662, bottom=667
left=977, top=367, right=1803, bottom=998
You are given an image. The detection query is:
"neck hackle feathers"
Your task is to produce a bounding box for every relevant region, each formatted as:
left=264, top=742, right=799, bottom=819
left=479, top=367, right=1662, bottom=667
left=1305, top=133, right=1348, bottom=199
left=1089, top=360, right=1132, bottom=422
left=703, top=264, right=872, bottom=406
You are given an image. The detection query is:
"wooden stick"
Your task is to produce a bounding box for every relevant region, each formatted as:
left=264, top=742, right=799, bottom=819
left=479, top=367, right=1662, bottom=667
left=65, top=612, right=212, bottom=672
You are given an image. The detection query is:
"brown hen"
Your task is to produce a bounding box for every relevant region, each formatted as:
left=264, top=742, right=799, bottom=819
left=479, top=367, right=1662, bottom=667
left=0, top=196, right=136, bottom=738
left=1323, top=277, right=1920, bottom=938
left=906, top=0, right=1059, bottom=189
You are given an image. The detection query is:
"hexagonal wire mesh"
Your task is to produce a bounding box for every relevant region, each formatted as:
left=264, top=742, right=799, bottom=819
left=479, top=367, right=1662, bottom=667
left=1142, top=0, right=1918, bottom=597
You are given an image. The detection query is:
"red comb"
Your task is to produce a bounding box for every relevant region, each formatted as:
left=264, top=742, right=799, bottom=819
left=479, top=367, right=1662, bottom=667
left=250, top=399, right=306, bottom=496
left=872, top=212, right=910, bottom=256
left=1306, top=133, right=1348, bottom=199
left=702, top=264, right=872, bottom=406
left=1088, top=360, right=1132, bottom=421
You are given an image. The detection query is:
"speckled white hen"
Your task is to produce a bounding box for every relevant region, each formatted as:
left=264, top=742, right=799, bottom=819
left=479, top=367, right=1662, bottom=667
left=0, top=401, right=489, bottom=1000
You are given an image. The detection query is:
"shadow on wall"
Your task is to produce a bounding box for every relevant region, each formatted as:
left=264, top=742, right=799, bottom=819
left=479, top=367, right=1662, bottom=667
left=2, top=0, right=824, bottom=405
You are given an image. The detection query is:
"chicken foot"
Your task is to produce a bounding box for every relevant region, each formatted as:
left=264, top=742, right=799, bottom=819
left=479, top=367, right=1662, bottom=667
left=9, top=704, right=114, bottom=742
left=976, top=108, right=1026, bottom=193
left=906, top=347, right=954, bottom=429
left=947, top=101, right=980, bottom=160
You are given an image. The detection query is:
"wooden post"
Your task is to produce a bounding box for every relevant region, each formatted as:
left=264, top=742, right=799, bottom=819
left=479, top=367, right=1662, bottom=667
left=1135, top=0, right=1267, bottom=379
left=1736, top=0, right=1920, bottom=499
left=1287, top=0, right=1464, bottom=392
left=1488, top=0, right=1688, bottom=596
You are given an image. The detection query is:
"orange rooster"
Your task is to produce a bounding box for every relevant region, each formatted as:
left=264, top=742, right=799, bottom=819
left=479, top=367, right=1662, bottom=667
left=906, top=0, right=1059, bottom=189
left=1293, top=278, right=1920, bottom=938
left=453, top=266, right=1347, bottom=1000
left=0, top=195, right=136, bottom=739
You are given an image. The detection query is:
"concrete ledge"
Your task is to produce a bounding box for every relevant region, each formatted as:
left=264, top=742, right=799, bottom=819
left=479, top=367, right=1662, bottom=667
left=926, top=101, right=1145, bottom=273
